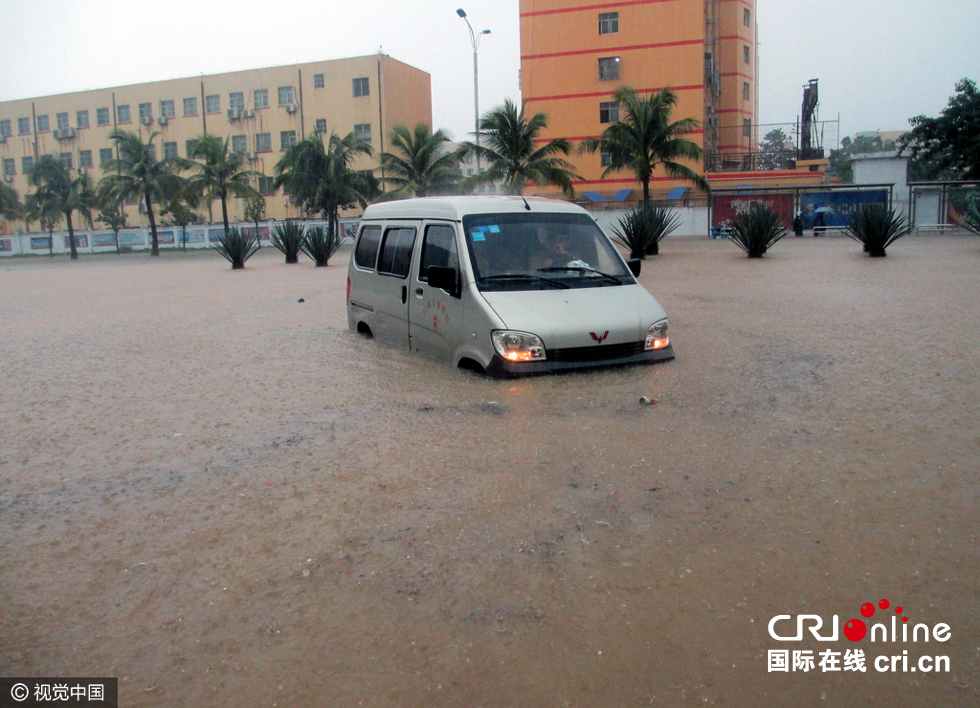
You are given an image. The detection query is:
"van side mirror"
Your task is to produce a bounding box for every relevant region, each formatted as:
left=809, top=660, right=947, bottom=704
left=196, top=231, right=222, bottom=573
left=427, top=266, right=460, bottom=298
left=626, top=258, right=641, bottom=277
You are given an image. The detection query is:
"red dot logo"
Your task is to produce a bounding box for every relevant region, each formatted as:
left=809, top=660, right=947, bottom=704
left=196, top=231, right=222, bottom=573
left=860, top=602, right=875, bottom=618
left=844, top=618, right=867, bottom=642
left=878, top=598, right=890, bottom=610
left=895, top=606, right=903, bottom=614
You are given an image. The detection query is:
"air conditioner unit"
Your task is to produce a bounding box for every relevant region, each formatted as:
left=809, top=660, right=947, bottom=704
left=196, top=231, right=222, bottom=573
left=140, top=116, right=153, bottom=126
left=3, top=174, right=13, bottom=183
left=77, top=168, right=87, bottom=176
left=157, top=116, right=168, bottom=126
left=227, top=108, right=242, bottom=121
left=246, top=151, right=258, bottom=161
left=284, top=103, right=296, bottom=114
left=243, top=109, right=255, bottom=118
left=0, top=135, right=6, bottom=144
left=53, top=127, right=77, bottom=140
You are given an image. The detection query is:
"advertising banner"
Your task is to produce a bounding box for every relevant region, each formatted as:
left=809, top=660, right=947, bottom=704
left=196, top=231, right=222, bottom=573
left=712, top=193, right=795, bottom=228
left=801, top=190, right=888, bottom=229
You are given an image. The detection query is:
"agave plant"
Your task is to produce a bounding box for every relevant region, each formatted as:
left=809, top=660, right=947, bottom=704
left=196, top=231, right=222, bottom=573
left=302, top=225, right=342, bottom=267
left=611, top=206, right=680, bottom=259
left=962, top=201, right=980, bottom=237
left=727, top=203, right=787, bottom=258
left=271, top=221, right=305, bottom=264
left=213, top=227, right=259, bottom=269
left=845, top=203, right=910, bottom=257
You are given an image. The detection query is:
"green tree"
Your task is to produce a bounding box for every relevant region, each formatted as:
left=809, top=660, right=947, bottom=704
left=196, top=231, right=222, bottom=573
left=160, top=185, right=201, bottom=252
left=759, top=128, right=794, bottom=170
left=27, top=154, right=97, bottom=260
left=580, top=86, right=709, bottom=206
left=243, top=192, right=266, bottom=249
left=96, top=197, right=128, bottom=254
left=187, top=133, right=261, bottom=236
left=274, top=130, right=374, bottom=243
left=898, top=78, right=980, bottom=181
left=0, top=181, right=22, bottom=225
left=459, top=99, right=580, bottom=196
left=100, top=129, right=186, bottom=256
left=25, top=191, right=62, bottom=256
left=379, top=123, right=461, bottom=199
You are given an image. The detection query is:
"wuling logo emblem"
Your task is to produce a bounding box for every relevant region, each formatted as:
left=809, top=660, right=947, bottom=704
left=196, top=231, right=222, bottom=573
left=589, top=330, right=609, bottom=343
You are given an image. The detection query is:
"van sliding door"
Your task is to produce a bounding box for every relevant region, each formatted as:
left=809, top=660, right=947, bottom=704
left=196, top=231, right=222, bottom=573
left=372, top=223, right=419, bottom=348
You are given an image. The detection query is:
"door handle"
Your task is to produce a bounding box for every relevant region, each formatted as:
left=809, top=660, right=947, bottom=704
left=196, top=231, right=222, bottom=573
left=401, top=285, right=407, bottom=304
left=414, top=288, right=424, bottom=298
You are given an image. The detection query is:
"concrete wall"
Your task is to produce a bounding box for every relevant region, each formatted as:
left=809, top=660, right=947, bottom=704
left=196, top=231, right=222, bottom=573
left=592, top=205, right=710, bottom=240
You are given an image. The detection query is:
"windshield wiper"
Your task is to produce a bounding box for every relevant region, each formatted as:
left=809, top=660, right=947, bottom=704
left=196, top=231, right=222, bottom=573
left=536, top=266, right=625, bottom=284
left=477, top=273, right=569, bottom=289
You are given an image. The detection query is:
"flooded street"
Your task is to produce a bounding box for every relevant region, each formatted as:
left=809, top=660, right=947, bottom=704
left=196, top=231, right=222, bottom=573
left=1, top=236, right=978, bottom=707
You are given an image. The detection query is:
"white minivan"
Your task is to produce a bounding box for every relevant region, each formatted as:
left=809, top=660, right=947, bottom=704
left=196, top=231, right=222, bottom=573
left=346, top=196, right=674, bottom=377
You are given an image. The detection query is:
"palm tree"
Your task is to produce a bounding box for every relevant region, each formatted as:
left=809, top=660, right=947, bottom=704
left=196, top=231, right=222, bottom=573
left=274, top=130, right=374, bottom=242
left=25, top=191, right=62, bottom=256
left=0, top=182, right=22, bottom=225
left=187, top=133, right=261, bottom=236
left=458, top=99, right=581, bottom=197
left=100, top=129, right=186, bottom=256
left=27, top=154, right=97, bottom=260
left=580, top=86, right=710, bottom=207
left=379, top=123, right=461, bottom=199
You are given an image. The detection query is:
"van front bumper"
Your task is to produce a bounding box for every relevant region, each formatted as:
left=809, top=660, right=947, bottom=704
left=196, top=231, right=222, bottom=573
left=485, top=342, right=675, bottom=378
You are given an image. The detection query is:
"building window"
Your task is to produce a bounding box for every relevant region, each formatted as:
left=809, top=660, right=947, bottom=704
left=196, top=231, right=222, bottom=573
left=352, top=77, right=370, bottom=97
left=139, top=103, right=153, bottom=122
left=254, top=89, right=268, bottom=109
left=599, top=12, right=619, bottom=34
left=79, top=150, right=93, bottom=168
left=116, top=105, right=131, bottom=123
left=60, top=152, right=73, bottom=170
left=231, top=135, right=248, bottom=153
left=600, top=150, right=612, bottom=167
left=599, top=101, right=619, bottom=124
left=97, top=107, right=110, bottom=126
left=278, top=86, right=294, bottom=105
left=229, top=92, right=245, bottom=112
left=160, top=100, right=175, bottom=118
left=354, top=123, right=371, bottom=143
left=76, top=110, right=89, bottom=128
left=0, top=119, right=11, bottom=137
left=258, top=176, right=275, bottom=195
left=743, top=119, right=752, bottom=138
left=743, top=82, right=750, bottom=100
left=185, top=139, right=198, bottom=156
left=18, top=117, right=31, bottom=135
left=744, top=8, right=751, bottom=26
left=743, top=45, right=750, bottom=64
left=36, top=115, right=50, bottom=132
left=205, top=95, right=220, bottom=114
left=598, top=57, right=620, bottom=81
left=315, top=119, right=327, bottom=134
left=280, top=130, right=297, bottom=150
left=164, top=141, right=178, bottom=159
left=57, top=113, right=70, bottom=130
left=183, top=97, right=197, bottom=116
left=3, top=158, right=15, bottom=176
left=22, top=156, right=34, bottom=173
left=256, top=133, right=272, bottom=152
left=147, top=144, right=156, bottom=161
left=99, top=148, right=113, bottom=165
left=314, top=74, right=324, bottom=89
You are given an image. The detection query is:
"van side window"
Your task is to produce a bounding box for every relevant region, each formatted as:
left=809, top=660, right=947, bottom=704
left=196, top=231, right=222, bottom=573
left=418, top=225, right=458, bottom=281
left=354, top=225, right=382, bottom=269
left=377, top=227, right=417, bottom=278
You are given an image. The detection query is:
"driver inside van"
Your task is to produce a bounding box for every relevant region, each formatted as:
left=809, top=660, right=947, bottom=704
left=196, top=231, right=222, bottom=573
left=535, top=230, right=590, bottom=270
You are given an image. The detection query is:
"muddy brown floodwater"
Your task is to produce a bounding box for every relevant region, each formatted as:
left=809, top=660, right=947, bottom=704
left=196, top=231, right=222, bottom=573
left=0, top=235, right=978, bottom=707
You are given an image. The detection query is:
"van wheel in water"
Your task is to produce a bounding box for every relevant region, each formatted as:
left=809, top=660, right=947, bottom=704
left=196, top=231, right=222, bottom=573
left=356, top=322, right=374, bottom=339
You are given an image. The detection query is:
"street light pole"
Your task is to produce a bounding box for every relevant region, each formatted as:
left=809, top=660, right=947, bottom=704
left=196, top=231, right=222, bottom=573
left=457, top=8, right=490, bottom=177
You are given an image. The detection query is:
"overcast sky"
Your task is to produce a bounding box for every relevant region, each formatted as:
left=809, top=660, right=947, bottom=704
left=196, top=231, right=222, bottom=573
left=1, top=0, right=977, bottom=148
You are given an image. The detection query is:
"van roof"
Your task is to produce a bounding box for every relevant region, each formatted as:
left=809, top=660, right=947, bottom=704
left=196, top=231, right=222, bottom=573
left=361, top=195, right=588, bottom=222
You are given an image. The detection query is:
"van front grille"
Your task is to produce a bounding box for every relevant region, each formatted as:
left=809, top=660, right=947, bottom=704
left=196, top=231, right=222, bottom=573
left=548, top=341, right=645, bottom=363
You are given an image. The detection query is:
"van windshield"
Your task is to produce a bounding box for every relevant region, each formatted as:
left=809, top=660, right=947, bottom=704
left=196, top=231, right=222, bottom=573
left=463, top=212, right=633, bottom=292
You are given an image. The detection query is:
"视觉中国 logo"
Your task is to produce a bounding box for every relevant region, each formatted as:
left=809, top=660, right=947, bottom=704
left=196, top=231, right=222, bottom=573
left=767, top=597, right=951, bottom=674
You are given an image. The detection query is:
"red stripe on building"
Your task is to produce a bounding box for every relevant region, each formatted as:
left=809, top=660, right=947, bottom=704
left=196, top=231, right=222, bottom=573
left=520, top=0, right=679, bottom=18
left=525, top=84, right=703, bottom=103
left=720, top=72, right=755, bottom=82
left=522, top=38, right=702, bottom=61
left=532, top=128, right=705, bottom=143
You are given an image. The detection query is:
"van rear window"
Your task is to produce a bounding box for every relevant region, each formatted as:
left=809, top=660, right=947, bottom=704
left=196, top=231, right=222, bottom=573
left=354, top=225, right=382, bottom=269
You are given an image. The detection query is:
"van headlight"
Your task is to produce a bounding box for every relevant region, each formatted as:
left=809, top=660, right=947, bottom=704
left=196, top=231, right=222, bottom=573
left=491, top=330, right=547, bottom=362
left=645, top=319, right=670, bottom=351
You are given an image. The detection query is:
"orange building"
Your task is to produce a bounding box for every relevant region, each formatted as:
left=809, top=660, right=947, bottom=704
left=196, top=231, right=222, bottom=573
left=519, top=0, right=759, bottom=197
